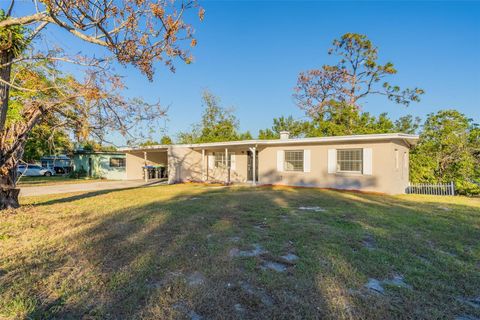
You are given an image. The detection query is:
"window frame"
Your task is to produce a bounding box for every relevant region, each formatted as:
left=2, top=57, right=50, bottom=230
left=109, top=157, right=126, bottom=168
left=213, top=152, right=234, bottom=168
left=336, top=148, right=363, bottom=174
left=284, top=150, right=304, bottom=172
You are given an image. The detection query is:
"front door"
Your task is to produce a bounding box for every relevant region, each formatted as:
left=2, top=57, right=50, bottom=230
left=247, top=151, right=258, bottom=181
left=88, top=157, right=93, bottom=177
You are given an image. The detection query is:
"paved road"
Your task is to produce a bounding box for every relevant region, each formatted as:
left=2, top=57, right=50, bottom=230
left=19, top=180, right=167, bottom=197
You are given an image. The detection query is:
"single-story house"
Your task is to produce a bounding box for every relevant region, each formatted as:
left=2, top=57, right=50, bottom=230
left=121, top=132, right=418, bottom=194
left=72, top=150, right=126, bottom=180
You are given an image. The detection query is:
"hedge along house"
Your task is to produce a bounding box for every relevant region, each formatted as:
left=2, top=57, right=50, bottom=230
left=72, top=150, right=127, bottom=180
left=122, top=133, right=419, bottom=194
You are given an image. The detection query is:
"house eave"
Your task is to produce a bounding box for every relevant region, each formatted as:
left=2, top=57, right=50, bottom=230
left=119, top=133, right=419, bottom=152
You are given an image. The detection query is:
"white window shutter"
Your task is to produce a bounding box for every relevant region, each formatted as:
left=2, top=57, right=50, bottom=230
left=327, top=149, right=336, bottom=174
left=208, top=153, right=215, bottom=169
left=363, top=148, right=373, bottom=175
left=230, top=153, right=236, bottom=171
left=277, top=150, right=284, bottom=172
left=303, top=150, right=311, bottom=172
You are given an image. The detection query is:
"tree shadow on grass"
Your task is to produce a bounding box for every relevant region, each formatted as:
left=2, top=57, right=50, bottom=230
left=3, top=186, right=479, bottom=319
left=28, top=181, right=170, bottom=207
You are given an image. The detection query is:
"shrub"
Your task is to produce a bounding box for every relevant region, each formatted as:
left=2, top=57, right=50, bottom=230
left=68, top=168, right=87, bottom=179
left=455, top=180, right=480, bottom=196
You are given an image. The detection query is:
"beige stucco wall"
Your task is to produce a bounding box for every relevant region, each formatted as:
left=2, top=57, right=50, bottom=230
left=126, top=150, right=168, bottom=180
left=168, top=147, right=203, bottom=183
left=166, top=147, right=250, bottom=183
left=234, top=152, right=249, bottom=182
left=205, top=148, right=249, bottom=183
left=257, top=140, right=410, bottom=194
left=392, top=140, right=411, bottom=194
left=126, top=139, right=411, bottom=194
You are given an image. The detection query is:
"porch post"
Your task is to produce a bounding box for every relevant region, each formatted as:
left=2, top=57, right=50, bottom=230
left=202, top=149, right=205, bottom=182
left=143, top=151, right=148, bottom=182
left=252, top=146, right=256, bottom=186
left=225, top=148, right=230, bottom=184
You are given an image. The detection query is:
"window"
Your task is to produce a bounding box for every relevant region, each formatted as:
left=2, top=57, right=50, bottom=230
left=110, top=157, right=125, bottom=168
left=214, top=152, right=234, bottom=168
left=337, top=149, right=363, bottom=173
left=41, top=160, right=52, bottom=168
left=284, top=150, right=304, bottom=172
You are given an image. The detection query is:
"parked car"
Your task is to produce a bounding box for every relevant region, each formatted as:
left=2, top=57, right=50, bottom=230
left=17, top=164, right=56, bottom=177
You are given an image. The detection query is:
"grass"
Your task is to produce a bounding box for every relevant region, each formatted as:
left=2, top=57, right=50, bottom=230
left=17, top=176, right=106, bottom=187
left=0, top=184, right=479, bottom=319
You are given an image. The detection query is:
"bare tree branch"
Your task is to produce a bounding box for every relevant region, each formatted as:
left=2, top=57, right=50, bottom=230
left=6, top=0, right=15, bottom=17
left=0, top=12, right=49, bottom=28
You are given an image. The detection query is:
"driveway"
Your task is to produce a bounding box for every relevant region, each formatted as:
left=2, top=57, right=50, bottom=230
left=19, top=180, right=167, bottom=197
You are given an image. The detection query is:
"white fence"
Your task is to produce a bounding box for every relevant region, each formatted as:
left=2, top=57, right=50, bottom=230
left=406, top=182, right=455, bottom=196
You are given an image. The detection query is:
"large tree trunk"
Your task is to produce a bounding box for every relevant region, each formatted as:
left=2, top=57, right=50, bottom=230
left=0, top=50, right=13, bottom=132
left=0, top=50, right=20, bottom=209
left=0, top=156, right=21, bottom=213
left=0, top=164, right=20, bottom=210
left=0, top=109, right=45, bottom=210
left=0, top=143, right=25, bottom=210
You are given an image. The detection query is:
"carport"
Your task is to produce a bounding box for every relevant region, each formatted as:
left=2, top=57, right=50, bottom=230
left=123, top=146, right=169, bottom=181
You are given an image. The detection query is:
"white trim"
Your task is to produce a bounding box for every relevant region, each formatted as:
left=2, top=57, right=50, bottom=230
left=277, top=150, right=284, bottom=172
left=303, top=150, right=311, bottom=173
left=327, top=149, right=336, bottom=174
left=363, top=148, right=373, bottom=175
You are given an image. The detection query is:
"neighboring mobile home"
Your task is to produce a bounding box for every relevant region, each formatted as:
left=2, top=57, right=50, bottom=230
left=72, top=150, right=126, bottom=180
left=122, top=132, right=419, bottom=194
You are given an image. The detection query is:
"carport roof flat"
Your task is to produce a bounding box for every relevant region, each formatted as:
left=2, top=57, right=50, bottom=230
left=121, top=147, right=170, bottom=152
left=120, top=133, right=419, bottom=152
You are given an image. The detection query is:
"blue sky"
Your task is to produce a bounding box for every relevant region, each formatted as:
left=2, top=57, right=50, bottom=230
left=9, top=1, right=480, bottom=144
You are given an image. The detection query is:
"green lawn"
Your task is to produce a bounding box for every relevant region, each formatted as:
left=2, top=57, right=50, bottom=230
left=1, top=184, right=479, bottom=319
left=17, top=176, right=105, bottom=187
